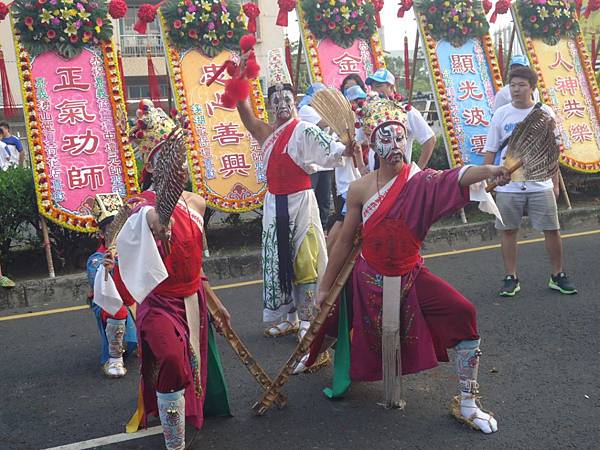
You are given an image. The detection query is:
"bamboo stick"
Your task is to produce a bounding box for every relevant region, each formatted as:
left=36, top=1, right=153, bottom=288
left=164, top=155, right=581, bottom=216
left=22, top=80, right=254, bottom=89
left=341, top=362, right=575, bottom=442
left=408, top=28, right=420, bottom=104
left=40, top=217, right=55, bottom=278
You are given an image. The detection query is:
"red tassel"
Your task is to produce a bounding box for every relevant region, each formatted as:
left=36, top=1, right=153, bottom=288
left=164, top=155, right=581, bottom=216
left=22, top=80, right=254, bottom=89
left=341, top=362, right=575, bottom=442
left=146, top=49, right=162, bottom=109
left=373, top=0, right=384, bottom=28
left=225, top=77, right=250, bottom=101
left=207, top=60, right=236, bottom=87
left=134, top=3, right=160, bottom=35
left=240, top=34, right=257, bottom=53
left=285, top=36, right=294, bottom=83
left=246, top=57, right=260, bottom=80
left=243, top=3, right=260, bottom=34
left=117, top=49, right=127, bottom=105
left=276, top=0, right=296, bottom=27
left=0, top=49, right=16, bottom=118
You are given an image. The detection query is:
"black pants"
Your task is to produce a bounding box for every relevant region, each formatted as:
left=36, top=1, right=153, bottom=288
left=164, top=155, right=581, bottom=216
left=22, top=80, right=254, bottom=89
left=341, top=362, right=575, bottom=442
left=310, top=170, right=334, bottom=230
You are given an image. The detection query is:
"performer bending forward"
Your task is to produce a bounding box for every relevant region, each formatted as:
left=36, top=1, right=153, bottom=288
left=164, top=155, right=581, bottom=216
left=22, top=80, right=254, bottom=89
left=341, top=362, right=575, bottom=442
left=113, top=101, right=232, bottom=450
left=312, top=99, right=510, bottom=433
left=236, top=49, right=349, bottom=342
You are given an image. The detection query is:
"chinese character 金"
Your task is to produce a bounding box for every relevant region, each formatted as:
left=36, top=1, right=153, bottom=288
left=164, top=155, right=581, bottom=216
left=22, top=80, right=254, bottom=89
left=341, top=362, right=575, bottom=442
left=332, top=52, right=362, bottom=75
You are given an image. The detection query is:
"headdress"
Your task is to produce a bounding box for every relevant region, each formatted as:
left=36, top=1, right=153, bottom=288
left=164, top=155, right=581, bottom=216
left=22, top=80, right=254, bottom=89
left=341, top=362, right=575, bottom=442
left=267, top=48, right=293, bottom=97
left=91, top=193, right=123, bottom=227
left=357, top=98, right=408, bottom=141
left=129, top=99, right=177, bottom=164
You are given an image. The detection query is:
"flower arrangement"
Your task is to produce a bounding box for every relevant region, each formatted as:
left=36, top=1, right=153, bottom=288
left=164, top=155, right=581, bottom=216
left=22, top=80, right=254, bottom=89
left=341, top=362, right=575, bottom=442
left=302, top=0, right=378, bottom=49
left=416, top=0, right=489, bottom=48
left=12, top=0, right=113, bottom=59
left=516, top=0, right=579, bottom=46
left=161, top=0, right=247, bottom=57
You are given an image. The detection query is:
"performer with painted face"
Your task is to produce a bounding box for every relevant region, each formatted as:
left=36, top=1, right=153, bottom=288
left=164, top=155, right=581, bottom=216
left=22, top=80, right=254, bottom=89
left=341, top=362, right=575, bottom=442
left=236, top=49, right=351, bottom=347
left=107, top=100, right=232, bottom=450
left=308, top=99, right=511, bottom=433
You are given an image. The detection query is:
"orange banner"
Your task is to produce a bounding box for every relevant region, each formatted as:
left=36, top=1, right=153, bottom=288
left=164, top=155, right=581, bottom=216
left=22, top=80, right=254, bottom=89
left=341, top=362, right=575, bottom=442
left=161, top=25, right=268, bottom=212
left=514, top=8, right=600, bottom=172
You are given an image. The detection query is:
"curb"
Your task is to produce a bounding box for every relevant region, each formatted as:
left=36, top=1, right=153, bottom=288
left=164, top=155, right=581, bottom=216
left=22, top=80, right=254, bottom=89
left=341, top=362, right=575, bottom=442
left=1, top=205, right=598, bottom=312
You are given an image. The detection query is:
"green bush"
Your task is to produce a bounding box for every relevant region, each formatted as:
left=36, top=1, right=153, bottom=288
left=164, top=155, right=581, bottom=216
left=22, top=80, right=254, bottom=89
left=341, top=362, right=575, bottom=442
left=0, top=166, right=39, bottom=256
left=411, top=136, right=450, bottom=170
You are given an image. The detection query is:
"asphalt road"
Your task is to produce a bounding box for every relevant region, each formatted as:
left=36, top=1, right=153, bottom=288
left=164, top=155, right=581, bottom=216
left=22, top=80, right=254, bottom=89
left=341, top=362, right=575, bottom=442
left=1, top=229, right=599, bottom=450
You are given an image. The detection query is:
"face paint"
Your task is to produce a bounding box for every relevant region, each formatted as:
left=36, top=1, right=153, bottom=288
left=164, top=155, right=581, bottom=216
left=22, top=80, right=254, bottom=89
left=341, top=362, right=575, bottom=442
left=269, top=88, right=295, bottom=120
left=372, top=122, right=407, bottom=164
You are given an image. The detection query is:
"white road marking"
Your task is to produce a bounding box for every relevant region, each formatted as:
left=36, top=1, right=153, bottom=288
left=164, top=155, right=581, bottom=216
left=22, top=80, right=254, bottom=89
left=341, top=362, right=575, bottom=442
left=43, top=426, right=162, bottom=450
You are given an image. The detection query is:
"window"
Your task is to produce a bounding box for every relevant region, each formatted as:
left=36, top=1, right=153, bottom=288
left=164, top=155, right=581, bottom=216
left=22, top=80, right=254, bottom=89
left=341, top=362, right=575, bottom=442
left=126, top=78, right=169, bottom=100
left=119, top=7, right=164, bottom=57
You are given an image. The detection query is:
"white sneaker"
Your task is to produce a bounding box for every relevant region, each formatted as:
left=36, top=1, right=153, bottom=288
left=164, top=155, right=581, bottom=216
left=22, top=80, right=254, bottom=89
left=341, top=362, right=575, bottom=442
left=103, top=357, right=127, bottom=378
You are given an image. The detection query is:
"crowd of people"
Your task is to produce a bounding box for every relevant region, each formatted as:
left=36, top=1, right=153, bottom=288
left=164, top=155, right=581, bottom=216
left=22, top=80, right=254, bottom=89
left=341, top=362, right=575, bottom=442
left=80, top=50, right=576, bottom=450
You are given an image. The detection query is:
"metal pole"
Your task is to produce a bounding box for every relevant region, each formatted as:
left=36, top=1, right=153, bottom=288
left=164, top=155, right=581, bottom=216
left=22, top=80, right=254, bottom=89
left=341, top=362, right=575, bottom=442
left=408, top=28, right=420, bottom=104
left=504, top=24, right=517, bottom=81
left=40, top=217, right=55, bottom=278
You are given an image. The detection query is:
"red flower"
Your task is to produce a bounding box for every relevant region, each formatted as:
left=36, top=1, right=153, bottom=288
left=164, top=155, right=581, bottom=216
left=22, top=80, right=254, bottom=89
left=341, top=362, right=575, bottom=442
left=69, top=34, right=78, bottom=43
left=529, top=15, right=537, bottom=23
left=428, top=6, right=437, bottom=13
left=0, top=2, right=8, bottom=21
left=47, top=29, right=56, bottom=39
left=328, top=21, right=336, bottom=29
left=173, top=19, right=182, bottom=29
left=226, top=30, right=234, bottom=38
left=108, top=0, right=128, bottom=19
left=344, top=25, right=352, bottom=34
left=188, top=29, right=198, bottom=39
left=24, top=16, right=34, bottom=26
left=315, top=14, right=321, bottom=20
left=212, top=38, right=220, bottom=46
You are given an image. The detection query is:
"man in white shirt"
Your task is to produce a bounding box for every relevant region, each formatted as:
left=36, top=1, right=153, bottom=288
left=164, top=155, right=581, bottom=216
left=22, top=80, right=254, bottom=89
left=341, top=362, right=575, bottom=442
left=493, top=55, right=540, bottom=112
left=483, top=66, right=576, bottom=297
left=365, top=69, right=436, bottom=168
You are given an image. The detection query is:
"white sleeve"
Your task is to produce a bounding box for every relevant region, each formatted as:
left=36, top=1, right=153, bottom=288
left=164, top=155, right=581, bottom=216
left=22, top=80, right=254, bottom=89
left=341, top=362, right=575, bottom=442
left=493, top=86, right=510, bottom=113
left=368, top=149, right=375, bottom=171
left=93, top=265, right=124, bottom=315
left=407, top=108, right=434, bottom=144
left=288, top=122, right=344, bottom=173
left=483, top=111, right=503, bottom=154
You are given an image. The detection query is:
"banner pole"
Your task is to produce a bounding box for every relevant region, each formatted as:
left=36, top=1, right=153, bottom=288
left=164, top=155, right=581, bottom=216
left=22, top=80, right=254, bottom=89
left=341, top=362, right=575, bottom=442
left=558, top=169, right=572, bottom=210
left=40, top=217, right=55, bottom=278
left=408, top=28, right=420, bottom=104
left=294, top=38, right=303, bottom=95
left=504, top=24, right=517, bottom=80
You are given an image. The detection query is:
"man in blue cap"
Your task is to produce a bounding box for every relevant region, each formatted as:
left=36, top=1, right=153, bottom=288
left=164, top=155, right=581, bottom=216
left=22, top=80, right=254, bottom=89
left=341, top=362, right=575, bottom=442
left=365, top=69, right=437, bottom=169
left=493, top=55, right=540, bottom=112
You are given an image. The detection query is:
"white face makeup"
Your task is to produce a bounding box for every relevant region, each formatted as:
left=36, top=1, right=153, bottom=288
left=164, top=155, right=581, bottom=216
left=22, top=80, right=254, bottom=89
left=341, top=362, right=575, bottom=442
left=371, top=121, right=407, bottom=164
left=269, top=88, right=295, bottom=121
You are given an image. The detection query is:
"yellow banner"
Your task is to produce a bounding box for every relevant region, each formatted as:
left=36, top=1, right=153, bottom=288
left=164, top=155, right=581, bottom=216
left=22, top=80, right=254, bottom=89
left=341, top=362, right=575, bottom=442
left=515, top=15, right=600, bottom=172
left=161, top=25, right=268, bottom=212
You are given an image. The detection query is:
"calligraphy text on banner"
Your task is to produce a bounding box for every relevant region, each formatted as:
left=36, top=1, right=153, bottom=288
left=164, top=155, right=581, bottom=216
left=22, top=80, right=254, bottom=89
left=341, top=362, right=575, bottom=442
left=20, top=44, right=137, bottom=231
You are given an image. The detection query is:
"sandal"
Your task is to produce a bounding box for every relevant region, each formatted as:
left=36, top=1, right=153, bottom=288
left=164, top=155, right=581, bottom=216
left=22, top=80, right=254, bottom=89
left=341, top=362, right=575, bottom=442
left=294, top=350, right=331, bottom=375
left=0, top=275, right=15, bottom=288
left=298, top=320, right=311, bottom=342
left=264, top=320, right=299, bottom=338
left=450, top=395, right=497, bottom=433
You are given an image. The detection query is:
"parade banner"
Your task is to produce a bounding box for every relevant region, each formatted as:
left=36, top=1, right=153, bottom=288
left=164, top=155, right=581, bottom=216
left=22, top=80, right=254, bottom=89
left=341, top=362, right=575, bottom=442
left=415, top=1, right=503, bottom=167
left=10, top=0, right=137, bottom=232
left=296, top=0, right=386, bottom=87
left=512, top=0, right=600, bottom=172
left=159, top=0, right=268, bottom=212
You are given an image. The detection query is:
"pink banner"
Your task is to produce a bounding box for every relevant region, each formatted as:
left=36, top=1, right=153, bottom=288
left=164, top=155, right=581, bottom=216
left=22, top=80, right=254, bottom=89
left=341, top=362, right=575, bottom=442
left=316, top=38, right=375, bottom=88
left=31, top=48, right=126, bottom=216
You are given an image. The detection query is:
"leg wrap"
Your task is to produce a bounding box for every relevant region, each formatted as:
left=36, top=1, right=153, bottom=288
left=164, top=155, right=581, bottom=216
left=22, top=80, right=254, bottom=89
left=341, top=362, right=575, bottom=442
left=454, top=339, right=482, bottom=395
left=105, top=318, right=126, bottom=359
left=293, top=282, right=317, bottom=321
left=157, top=389, right=185, bottom=450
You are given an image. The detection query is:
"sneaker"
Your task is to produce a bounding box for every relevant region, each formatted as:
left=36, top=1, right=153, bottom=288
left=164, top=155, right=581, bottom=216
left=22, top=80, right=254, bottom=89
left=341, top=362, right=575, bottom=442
left=549, top=272, right=577, bottom=295
left=499, top=275, right=520, bottom=297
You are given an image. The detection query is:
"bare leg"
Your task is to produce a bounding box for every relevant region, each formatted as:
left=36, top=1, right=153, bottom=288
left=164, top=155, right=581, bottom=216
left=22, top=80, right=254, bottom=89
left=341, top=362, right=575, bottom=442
left=543, top=230, right=563, bottom=275
left=500, top=229, right=519, bottom=276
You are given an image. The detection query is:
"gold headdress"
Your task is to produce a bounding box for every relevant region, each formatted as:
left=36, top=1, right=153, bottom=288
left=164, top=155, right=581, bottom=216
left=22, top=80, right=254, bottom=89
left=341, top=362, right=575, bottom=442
left=358, top=98, right=408, bottom=141
left=91, top=193, right=123, bottom=226
left=129, top=99, right=177, bottom=164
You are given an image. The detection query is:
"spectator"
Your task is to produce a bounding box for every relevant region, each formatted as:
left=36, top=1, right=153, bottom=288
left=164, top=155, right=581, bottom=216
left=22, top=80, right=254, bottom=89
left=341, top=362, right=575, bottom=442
left=0, top=122, right=24, bottom=167
left=340, top=73, right=367, bottom=94
left=493, top=55, right=540, bottom=112
left=483, top=66, right=576, bottom=297
left=365, top=69, right=436, bottom=169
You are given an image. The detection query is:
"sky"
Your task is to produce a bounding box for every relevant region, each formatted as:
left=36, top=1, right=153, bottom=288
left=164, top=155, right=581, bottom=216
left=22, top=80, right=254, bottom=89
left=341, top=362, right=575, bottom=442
left=287, top=4, right=514, bottom=52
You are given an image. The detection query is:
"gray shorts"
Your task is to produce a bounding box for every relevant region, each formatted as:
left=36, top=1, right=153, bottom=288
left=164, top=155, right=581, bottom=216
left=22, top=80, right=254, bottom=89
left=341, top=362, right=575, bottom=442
left=495, top=190, right=560, bottom=231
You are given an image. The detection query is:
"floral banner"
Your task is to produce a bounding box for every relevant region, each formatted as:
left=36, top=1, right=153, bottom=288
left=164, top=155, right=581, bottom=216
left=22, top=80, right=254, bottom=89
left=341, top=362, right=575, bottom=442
left=14, top=39, right=137, bottom=231
left=297, top=0, right=386, bottom=87
left=513, top=1, right=600, bottom=172
left=161, top=12, right=268, bottom=212
left=416, top=10, right=503, bottom=166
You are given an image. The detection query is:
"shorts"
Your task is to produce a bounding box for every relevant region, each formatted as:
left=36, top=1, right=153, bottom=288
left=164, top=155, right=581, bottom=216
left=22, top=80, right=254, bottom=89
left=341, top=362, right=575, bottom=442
left=495, top=190, right=560, bottom=231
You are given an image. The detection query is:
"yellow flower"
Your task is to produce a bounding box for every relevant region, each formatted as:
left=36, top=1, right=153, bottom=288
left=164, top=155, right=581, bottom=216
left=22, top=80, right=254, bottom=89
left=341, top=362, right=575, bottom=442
left=183, top=11, right=195, bottom=24
left=95, top=24, right=102, bottom=33
left=40, top=9, right=53, bottom=24
left=552, top=9, right=561, bottom=18
left=202, top=2, right=212, bottom=11
left=340, top=5, right=349, bottom=13
left=539, top=8, right=549, bottom=19
left=53, top=9, right=60, bottom=16
left=453, top=15, right=459, bottom=22
left=221, top=11, right=230, bottom=24
left=79, top=10, right=90, bottom=21
left=329, top=0, right=335, bottom=5
left=65, top=22, right=77, bottom=36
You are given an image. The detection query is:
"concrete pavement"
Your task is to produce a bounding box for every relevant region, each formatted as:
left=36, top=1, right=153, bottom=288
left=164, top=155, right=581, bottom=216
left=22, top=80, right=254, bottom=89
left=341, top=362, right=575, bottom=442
left=0, top=230, right=598, bottom=449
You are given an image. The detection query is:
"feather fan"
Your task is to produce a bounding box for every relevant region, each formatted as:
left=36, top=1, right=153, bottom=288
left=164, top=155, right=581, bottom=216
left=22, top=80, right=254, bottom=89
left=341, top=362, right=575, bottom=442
left=309, top=88, right=356, bottom=145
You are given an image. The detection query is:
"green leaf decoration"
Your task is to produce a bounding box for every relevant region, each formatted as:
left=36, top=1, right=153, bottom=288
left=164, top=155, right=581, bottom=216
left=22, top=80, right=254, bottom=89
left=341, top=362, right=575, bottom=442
left=515, top=0, right=579, bottom=46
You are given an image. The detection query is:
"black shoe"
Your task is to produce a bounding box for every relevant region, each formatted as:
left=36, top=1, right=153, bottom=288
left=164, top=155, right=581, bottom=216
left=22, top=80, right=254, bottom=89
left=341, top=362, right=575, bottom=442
left=549, top=272, right=577, bottom=295
left=499, top=275, right=520, bottom=297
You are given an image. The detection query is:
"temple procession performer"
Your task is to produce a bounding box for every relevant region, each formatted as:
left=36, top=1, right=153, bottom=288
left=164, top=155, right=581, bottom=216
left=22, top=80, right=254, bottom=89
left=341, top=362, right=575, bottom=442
left=309, top=99, right=512, bottom=433
left=105, top=101, right=232, bottom=450
left=87, top=193, right=137, bottom=378
left=236, top=49, right=353, bottom=342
